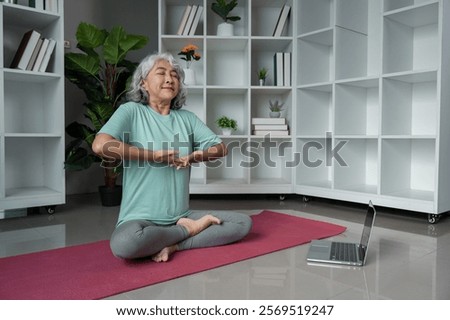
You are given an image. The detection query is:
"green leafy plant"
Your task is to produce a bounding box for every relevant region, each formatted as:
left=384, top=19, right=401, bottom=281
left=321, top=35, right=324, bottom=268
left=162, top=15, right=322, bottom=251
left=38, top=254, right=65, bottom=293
left=64, top=22, right=148, bottom=188
left=269, top=99, right=285, bottom=112
left=211, top=0, right=241, bottom=23
left=215, top=115, right=238, bottom=130
left=258, top=67, right=268, bottom=80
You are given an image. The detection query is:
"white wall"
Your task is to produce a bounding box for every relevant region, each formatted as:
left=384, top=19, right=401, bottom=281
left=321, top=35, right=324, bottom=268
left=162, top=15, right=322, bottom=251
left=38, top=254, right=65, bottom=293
left=64, top=0, right=158, bottom=194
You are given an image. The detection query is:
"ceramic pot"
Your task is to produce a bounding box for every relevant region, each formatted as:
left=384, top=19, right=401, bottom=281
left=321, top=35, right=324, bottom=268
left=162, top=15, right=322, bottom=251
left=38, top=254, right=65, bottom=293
left=217, top=22, right=234, bottom=36
left=183, top=68, right=196, bottom=85
left=221, top=128, right=232, bottom=136
left=269, top=111, right=281, bottom=118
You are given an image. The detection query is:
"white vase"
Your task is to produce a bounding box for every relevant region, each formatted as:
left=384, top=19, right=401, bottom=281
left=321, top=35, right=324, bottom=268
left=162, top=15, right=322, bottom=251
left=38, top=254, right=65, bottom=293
left=270, top=111, right=281, bottom=118
left=183, top=68, right=196, bottom=85
left=259, top=79, right=265, bottom=86
left=217, top=22, right=234, bottom=37
left=221, top=128, right=232, bottom=136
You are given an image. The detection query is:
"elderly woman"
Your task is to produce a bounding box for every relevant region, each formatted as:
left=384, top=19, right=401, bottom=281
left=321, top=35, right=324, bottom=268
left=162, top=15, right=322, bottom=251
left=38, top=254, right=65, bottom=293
left=92, top=52, right=252, bottom=262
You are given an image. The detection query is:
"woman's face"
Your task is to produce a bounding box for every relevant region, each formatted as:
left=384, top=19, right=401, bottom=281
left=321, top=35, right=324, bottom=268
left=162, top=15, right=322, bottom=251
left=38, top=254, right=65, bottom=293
left=142, top=59, right=180, bottom=104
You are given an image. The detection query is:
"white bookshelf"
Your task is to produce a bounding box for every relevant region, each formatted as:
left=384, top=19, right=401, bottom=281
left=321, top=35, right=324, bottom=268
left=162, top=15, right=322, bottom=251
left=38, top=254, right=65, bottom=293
left=159, top=0, right=450, bottom=221
left=0, top=0, right=65, bottom=214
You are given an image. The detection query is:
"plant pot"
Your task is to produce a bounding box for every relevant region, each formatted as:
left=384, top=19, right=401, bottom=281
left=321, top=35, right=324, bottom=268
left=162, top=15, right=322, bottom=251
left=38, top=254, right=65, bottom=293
left=270, top=111, right=281, bottom=118
left=221, top=128, right=233, bottom=136
left=217, top=22, right=234, bottom=36
left=98, top=185, right=122, bottom=207
left=183, top=68, right=196, bottom=85
left=259, top=79, right=265, bottom=86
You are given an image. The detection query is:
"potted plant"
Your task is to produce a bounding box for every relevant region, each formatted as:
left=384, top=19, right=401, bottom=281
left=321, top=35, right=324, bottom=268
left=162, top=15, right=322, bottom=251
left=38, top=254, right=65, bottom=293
left=178, top=44, right=201, bottom=85
left=215, top=115, right=238, bottom=135
left=257, top=67, right=268, bottom=86
left=269, top=99, right=285, bottom=118
left=64, top=22, right=148, bottom=206
left=211, top=0, right=241, bottom=36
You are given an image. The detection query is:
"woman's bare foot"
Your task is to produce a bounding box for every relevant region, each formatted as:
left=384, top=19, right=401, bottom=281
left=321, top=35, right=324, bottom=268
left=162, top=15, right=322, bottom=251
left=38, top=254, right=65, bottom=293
left=152, top=245, right=178, bottom=262
left=177, top=214, right=221, bottom=237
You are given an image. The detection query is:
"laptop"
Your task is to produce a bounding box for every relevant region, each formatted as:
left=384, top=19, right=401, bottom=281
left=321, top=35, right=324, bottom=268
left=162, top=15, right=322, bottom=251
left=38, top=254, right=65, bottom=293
left=306, top=201, right=377, bottom=266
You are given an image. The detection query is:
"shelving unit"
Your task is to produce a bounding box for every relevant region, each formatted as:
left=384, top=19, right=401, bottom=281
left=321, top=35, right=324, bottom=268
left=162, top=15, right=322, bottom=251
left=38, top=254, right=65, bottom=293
left=0, top=0, right=65, bottom=216
left=159, top=0, right=450, bottom=222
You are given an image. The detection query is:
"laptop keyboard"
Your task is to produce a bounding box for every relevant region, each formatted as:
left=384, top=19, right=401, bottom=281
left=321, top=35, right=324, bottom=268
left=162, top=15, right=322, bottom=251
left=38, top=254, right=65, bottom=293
left=330, top=242, right=358, bottom=262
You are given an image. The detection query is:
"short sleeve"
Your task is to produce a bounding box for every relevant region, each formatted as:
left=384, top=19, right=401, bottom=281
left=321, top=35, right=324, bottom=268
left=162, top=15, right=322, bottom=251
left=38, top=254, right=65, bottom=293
left=189, top=112, right=222, bottom=151
left=98, top=103, right=132, bottom=143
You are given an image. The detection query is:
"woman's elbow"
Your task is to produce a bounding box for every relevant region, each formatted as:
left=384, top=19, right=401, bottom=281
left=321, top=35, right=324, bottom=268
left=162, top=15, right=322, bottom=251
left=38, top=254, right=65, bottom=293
left=92, top=135, right=106, bottom=156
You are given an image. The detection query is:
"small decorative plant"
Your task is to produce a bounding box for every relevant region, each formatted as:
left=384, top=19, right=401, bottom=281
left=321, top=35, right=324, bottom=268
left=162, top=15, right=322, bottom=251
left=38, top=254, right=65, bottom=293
left=269, top=99, right=285, bottom=112
left=257, top=67, right=268, bottom=80
left=211, top=0, right=241, bottom=23
left=178, top=44, right=201, bottom=69
left=216, top=115, right=238, bottom=131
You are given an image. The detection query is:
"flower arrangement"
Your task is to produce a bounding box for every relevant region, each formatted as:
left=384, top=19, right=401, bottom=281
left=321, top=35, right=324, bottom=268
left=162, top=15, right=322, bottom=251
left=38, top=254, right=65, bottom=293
left=178, top=44, right=201, bottom=69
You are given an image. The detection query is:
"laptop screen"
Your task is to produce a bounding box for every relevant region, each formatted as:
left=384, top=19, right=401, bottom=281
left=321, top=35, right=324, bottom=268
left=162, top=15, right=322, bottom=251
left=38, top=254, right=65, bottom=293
left=359, top=201, right=377, bottom=249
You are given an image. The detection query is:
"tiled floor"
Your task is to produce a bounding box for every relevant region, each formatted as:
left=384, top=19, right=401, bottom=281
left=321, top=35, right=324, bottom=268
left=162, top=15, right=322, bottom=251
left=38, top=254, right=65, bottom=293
left=1, top=193, right=449, bottom=299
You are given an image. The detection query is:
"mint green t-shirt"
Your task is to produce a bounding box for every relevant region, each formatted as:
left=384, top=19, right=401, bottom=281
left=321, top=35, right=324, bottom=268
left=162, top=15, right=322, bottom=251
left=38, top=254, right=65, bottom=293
left=99, top=102, right=222, bottom=226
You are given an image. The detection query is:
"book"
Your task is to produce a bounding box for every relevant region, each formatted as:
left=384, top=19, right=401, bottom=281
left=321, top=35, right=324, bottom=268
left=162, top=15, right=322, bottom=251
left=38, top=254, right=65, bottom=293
left=176, top=5, right=192, bottom=35
left=189, top=5, right=203, bottom=36
left=252, top=118, right=286, bottom=125
left=284, top=52, right=291, bottom=86
left=182, top=5, right=198, bottom=36
left=32, top=38, right=49, bottom=71
left=44, top=0, right=58, bottom=12
left=253, top=130, right=289, bottom=136
left=38, top=38, right=56, bottom=72
left=29, top=0, right=44, bottom=10
left=253, top=124, right=288, bottom=131
left=273, top=5, right=291, bottom=37
left=10, top=29, right=41, bottom=70
left=274, top=52, right=284, bottom=86
left=26, top=38, right=44, bottom=70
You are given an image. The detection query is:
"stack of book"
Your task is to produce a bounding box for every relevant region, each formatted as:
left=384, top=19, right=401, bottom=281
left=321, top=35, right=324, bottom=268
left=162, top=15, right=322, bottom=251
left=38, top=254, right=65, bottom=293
left=176, top=4, right=203, bottom=36
left=252, top=118, right=289, bottom=136
left=9, top=29, right=56, bottom=72
left=273, top=52, right=291, bottom=86
left=29, top=0, right=58, bottom=12
left=272, top=5, right=291, bottom=37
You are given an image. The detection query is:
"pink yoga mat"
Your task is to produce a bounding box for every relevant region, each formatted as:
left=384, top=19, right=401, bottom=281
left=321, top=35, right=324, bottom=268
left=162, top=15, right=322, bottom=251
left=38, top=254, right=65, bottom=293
left=0, top=210, right=346, bottom=300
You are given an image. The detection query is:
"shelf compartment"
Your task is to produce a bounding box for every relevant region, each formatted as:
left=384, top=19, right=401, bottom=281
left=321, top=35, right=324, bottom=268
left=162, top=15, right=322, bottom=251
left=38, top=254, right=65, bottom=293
left=4, top=136, right=64, bottom=201
left=160, top=37, right=204, bottom=86
left=249, top=137, right=293, bottom=184
left=206, top=0, right=249, bottom=37
left=336, top=0, right=368, bottom=34
left=251, top=38, right=293, bottom=86
left=295, top=138, right=332, bottom=188
left=206, top=137, right=249, bottom=184
left=383, top=2, right=439, bottom=74
left=380, top=138, right=435, bottom=201
left=251, top=0, right=293, bottom=37
left=206, top=38, right=249, bottom=86
left=159, top=0, right=204, bottom=36
left=334, top=138, right=378, bottom=194
left=335, top=79, right=380, bottom=136
left=297, top=0, right=333, bottom=35
left=183, top=88, right=204, bottom=121
left=251, top=89, right=292, bottom=126
left=297, top=85, right=332, bottom=136
left=3, top=6, right=61, bottom=71
left=381, top=72, right=437, bottom=135
left=206, top=88, right=249, bottom=135
left=3, top=73, right=63, bottom=135
left=297, top=28, right=334, bottom=85
left=383, top=0, right=438, bottom=12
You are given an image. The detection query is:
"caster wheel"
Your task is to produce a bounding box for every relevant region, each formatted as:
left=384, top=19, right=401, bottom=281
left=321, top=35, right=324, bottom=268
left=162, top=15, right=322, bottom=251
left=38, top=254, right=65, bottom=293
left=279, top=194, right=286, bottom=201
left=428, top=214, right=440, bottom=224
left=45, top=206, right=56, bottom=215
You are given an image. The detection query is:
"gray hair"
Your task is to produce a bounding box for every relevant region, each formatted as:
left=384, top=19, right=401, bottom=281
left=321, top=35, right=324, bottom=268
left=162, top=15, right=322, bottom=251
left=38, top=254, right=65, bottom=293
left=127, top=52, right=187, bottom=109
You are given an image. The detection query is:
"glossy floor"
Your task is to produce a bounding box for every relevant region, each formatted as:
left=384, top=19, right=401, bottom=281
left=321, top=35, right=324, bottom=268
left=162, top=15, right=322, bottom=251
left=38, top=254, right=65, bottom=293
left=1, top=194, right=449, bottom=300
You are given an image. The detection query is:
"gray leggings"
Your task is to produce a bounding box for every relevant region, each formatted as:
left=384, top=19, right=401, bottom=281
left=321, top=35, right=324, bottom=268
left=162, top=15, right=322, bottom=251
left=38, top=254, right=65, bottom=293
left=110, top=210, right=252, bottom=259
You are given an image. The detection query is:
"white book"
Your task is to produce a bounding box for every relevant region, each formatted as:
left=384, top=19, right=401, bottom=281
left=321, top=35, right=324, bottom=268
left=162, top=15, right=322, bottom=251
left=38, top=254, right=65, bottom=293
left=38, top=38, right=56, bottom=72
left=10, top=29, right=41, bottom=70
left=284, top=52, right=291, bottom=86
left=274, top=52, right=284, bottom=86
left=253, top=124, right=288, bottom=131
left=31, top=0, right=44, bottom=10
left=26, top=38, right=43, bottom=70
left=253, top=130, right=289, bottom=136
left=182, top=5, right=198, bottom=36
left=176, top=5, right=192, bottom=35
left=273, top=5, right=291, bottom=37
left=189, top=5, right=203, bottom=36
left=32, top=38, right=49, bottom=71
left=252, top=118, right=286, bottom=125
left=44, top=0, right=58, bottom=13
